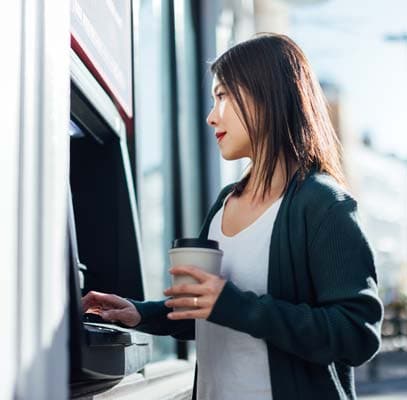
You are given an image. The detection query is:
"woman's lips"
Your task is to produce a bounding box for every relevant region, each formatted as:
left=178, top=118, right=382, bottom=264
left=216, top=131, right=227, bottom=143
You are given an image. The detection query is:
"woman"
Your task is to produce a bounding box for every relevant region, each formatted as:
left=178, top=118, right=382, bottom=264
left=82, top=34, right=383, bottom=399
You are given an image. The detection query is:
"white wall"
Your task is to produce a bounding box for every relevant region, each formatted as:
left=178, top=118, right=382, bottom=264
left=0, top=2, right=22, bottom=398
left=0, top=1, right=70, bottom=399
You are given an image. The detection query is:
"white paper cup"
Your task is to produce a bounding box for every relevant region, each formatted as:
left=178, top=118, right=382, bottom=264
left=168, top=238, right=223, bottom=311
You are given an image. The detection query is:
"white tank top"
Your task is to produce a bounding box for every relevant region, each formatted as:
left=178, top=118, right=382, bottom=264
left=196, top=192, right=283, bottom=400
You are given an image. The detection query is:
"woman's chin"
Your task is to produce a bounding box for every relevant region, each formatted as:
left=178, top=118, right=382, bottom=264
left=221, top=153, right=237, bottom=161
left=220, top=150, right=244, bottom=161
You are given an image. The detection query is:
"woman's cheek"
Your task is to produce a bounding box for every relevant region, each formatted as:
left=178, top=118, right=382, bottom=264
left=219, top=101, right=227, bottom=117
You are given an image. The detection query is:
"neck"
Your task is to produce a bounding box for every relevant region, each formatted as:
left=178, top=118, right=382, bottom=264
left=245, top=158, right=296, bottom=201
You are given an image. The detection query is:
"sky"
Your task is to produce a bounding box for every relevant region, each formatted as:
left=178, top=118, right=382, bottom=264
left=289, top=0, right=407, bottom=159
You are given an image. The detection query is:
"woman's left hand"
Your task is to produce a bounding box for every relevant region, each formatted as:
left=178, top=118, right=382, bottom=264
left=163, top=265, right=226, bottom=320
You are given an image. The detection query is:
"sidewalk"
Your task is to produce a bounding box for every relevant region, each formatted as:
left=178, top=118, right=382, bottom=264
left=356, top=347, right=407, bottom=399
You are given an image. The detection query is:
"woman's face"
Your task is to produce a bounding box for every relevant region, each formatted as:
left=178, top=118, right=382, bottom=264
left=206, top=75, right=252, bottom=160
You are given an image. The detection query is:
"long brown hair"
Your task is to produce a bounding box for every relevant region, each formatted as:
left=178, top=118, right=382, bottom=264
left=210, top=33, right=345, bottom=199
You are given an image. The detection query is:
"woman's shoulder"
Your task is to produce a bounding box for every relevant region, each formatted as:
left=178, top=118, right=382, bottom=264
left=299, top=171, right=353, bottom=200
left=292, top=171, right=356, bottom=218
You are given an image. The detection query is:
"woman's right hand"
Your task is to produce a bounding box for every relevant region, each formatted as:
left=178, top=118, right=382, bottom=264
left=82, top=290, right=142, bottom=327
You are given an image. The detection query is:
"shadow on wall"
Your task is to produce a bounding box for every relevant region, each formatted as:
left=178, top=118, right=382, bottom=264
left=14, top=310, right=68, bottom=400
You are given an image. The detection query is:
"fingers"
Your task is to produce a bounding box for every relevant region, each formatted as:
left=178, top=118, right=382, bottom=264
left=101, top=307, right=141, bottom=327
left=81, top=290, right=128, bottom=312
left=100, top=309, right=124, bottom=322
left=82, top=291, right=104, bottom=312
left=169, top=265, right=210, bottom=283
left=164, top=296, right=207, bottom=309
left=163, top=283, right=207, bottom=297
left=167, top=308, right=208, bottom=320
left=86, top=306, right=103, bottom=314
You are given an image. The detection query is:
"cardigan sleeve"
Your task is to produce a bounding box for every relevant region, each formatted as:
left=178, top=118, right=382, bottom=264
left=121, top=186, right=234, bottom=341
left=207, top=199, right=383, bottom=366
left=127, top=299, right=195, bottom=341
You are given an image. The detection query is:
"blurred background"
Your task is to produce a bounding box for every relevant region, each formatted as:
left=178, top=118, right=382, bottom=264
left=135, top=0, right=407, bottom=398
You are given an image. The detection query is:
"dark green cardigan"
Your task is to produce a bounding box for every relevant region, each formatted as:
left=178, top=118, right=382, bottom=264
left=131, top=170, right=383, bottom=399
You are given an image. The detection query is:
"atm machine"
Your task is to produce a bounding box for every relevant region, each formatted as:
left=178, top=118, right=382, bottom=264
left=68, top=50, right=152, bottom=396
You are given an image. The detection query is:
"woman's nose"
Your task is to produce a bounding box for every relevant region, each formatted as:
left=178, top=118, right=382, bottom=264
left=206, top=107, right=218, bottom=127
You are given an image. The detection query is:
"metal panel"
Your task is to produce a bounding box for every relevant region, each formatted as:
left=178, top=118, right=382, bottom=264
left=199, top=0, right=222, bottom=209
left=0, top=1, right=22, bottom=398
left=12, top=0, right=71, bottom=399
left=71, top=0, right=133, bottom=117
left=174, top=0, right=204, bottom=237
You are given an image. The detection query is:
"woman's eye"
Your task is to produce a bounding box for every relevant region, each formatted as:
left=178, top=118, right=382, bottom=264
left=211, top=92, right=226, bottom=107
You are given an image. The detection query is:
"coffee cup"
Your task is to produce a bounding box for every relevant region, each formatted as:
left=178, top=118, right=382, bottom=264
left=168, top=238, right=223, bottom=311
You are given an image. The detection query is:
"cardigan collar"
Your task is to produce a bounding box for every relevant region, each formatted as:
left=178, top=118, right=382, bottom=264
left=199, top=167, right=305, bottom=241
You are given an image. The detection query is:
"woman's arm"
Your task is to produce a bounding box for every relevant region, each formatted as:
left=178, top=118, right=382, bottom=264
left=128, top=299, right=195, bottom=340
left=205, top=199, right=383, bottom=366
left=81, top=291, right=195, bottom=340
